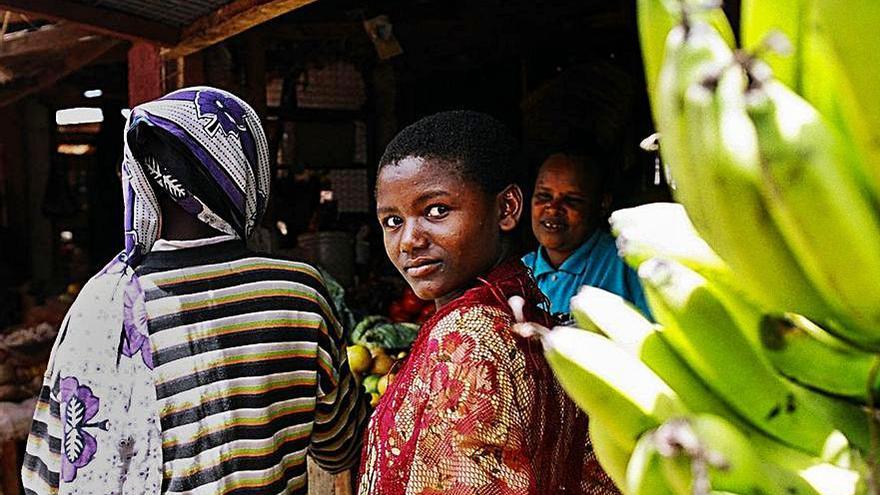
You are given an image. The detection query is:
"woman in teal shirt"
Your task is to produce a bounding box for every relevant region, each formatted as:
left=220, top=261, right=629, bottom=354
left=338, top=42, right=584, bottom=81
left=522, top=151, right=651, bottom=317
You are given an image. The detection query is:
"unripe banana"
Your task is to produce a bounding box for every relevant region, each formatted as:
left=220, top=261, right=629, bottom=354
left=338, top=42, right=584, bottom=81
left=750, top=430, right=866, bottom=495
left=760, top=314, right=880, bottom=403
left=677, top=43, right=836, bottom=323
left=655, top=20, right=732, bottom=240
left=740, top=0, right=803, bottom=88
left=609, top=202, right=729, bottom=278
left=541, top=326, right=688, bottom=452
left=807, top=0, right=880, bottom=172
left=747, top=78, right=880, bottom=348
left=588, top=418, right=632, bottom=492
left=571, top=286, right=750, bottom=432
left=639, top=258, right=870, bottom=457
left=799, top=15, right=880, bottom=204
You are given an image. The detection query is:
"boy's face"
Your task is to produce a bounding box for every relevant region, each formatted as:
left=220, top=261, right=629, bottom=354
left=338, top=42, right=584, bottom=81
left=376, top=156, right=516, bottom=306
left=530, top=154, right=603, bottom=264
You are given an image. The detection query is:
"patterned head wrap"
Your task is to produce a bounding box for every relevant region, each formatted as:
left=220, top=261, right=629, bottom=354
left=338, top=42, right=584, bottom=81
left=22, top=87, right=272, bottom=494
left=120, top=86, right=271, bottom=265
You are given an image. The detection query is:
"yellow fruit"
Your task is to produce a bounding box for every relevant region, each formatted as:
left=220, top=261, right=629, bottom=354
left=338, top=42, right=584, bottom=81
left=396, top=351, right=408, bottom=360
left=347, top=345, right=373, bottom=374
left=370, top=353, right=394, bottom=375
left=370, top=392, right=380, bottom=408
left=377, top=373, right=392, bottom=395
left=363, top=374, right=380, bottom=394
left=370, top=346, right=387, bottom=358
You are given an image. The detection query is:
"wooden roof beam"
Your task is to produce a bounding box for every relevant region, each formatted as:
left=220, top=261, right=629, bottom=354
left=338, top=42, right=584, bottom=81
left=0, top=37, right=121, bottom=108
left=163, top=0, right=318, bottom=59
left=0, top=0, right=179, bottom=46
left=0, top=23, right=97, bottom=60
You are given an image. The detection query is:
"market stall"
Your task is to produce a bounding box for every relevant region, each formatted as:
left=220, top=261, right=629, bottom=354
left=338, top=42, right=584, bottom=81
left=0, top=0, right=672, bottom=492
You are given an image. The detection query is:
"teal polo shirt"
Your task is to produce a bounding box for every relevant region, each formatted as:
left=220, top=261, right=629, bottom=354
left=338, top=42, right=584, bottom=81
left=522, top=230, right=652, bottom=318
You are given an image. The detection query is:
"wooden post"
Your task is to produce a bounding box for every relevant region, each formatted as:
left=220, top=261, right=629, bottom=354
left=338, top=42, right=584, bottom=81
left=23, top=99, right=52, bottom=290
left=183, top=51, right=206, bottom=87
left=128, top=42, right=163, bottom=107
left=244, top=30, right=267, bottom=119
left=334, top=470, right=354, bottom=495
left=0, top=439, right=21, bottom=495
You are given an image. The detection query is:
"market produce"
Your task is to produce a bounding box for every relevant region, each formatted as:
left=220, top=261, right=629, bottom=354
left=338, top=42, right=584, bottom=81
left=571, top=287, right=750, bottom=432
left=747, top=79, right=880, bottom=346
left=534, top=0, right=880, bottom=491
left=350, top=315, right=420, bottom=350
left=348, top=313, right=420, bottom=406
left=346, top=344, right=373, bottom=374
left=387, top=287, right=435, bottom=323
left=362, top=374, right=380, bottom=394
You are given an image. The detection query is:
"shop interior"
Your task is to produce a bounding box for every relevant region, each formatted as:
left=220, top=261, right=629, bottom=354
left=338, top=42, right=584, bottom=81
left=0, top=0, right=740, bottom=492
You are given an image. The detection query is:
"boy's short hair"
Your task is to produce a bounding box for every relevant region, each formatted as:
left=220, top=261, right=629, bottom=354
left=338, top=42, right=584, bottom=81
left=378, top=110, right=522, bottom=194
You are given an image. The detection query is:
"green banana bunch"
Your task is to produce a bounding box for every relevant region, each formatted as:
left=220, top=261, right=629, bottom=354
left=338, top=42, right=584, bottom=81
left=654, top=19, right=732, bottom=240
left=588, top=418, right=632, bottom=491
left=639, top=258, right=870, bottom=457
left=760, top=313, right=880, bottom=403
left=570, top=286, right=750, bottom=432
left=571, top=285, right=867, bottom=494
left=541, top=325, right=688, bottom=451
left=747, top=78, right=880, bottom=348
left=800, top=0, right=880, bottom=182
left=680, top=57, right=835, bottom=324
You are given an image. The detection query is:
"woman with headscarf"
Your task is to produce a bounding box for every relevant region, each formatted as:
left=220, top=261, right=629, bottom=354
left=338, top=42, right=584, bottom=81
left=22, top=87, right=369, bottom=495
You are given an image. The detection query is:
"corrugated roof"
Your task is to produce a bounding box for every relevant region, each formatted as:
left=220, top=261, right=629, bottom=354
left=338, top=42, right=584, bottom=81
left=71, top=0, right=235, bottom=28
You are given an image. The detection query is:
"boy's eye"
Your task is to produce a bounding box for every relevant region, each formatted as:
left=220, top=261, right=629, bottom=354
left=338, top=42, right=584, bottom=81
left=534, top=193, right=552, bottom=203
left=426, top=205, right=450, bottom=218
left=382, top=215, right=403, bottom=229
left=564, top=196, right=585, bottom=206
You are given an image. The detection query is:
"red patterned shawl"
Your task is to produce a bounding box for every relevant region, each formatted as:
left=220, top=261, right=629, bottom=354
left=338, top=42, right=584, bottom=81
left=358, top=259, right=620, bottom=494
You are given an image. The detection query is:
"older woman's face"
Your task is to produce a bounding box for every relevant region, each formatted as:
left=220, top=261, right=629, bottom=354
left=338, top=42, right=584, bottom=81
left=530, top=154, right=603, bottom=265
left=376, top=157, right=506, bottom=306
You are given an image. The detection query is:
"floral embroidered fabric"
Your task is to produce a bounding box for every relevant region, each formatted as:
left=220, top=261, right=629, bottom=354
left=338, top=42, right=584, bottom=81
left=358, top=260, right=620, bottom=494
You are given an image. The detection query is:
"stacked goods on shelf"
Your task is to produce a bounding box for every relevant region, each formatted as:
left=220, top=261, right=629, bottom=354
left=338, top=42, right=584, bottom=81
left=534, top=0, right=880, bottom=492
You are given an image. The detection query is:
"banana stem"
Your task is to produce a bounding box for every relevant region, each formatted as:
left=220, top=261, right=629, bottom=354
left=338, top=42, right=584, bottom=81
left=654, top=419, right=725, bottom=495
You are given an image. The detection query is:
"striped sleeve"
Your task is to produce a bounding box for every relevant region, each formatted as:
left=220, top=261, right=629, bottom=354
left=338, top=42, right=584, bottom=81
left=308, top=275, right=370, bottom=473
left=21, top=361, right=63, bottom=495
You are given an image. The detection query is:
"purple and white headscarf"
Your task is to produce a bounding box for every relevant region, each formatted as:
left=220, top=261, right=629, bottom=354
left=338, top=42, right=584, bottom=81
left=121, top=86, right=271, bottom=265
left=22, top=87, right=271, bottom=495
